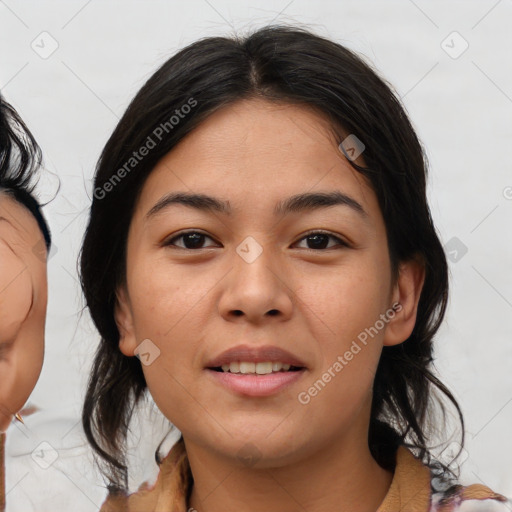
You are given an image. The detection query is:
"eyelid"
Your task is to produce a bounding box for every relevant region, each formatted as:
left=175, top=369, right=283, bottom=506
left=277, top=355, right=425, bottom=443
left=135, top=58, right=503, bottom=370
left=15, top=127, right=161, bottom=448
left=163, top=229, right=350, bottom=250
left=293, top=230, right=350, bottom=249
left=163, top=230, right=219, bottom=249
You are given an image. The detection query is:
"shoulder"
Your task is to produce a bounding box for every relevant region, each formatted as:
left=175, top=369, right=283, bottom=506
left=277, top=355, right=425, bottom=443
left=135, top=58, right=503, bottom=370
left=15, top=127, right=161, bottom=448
left=430, top=483, right=511, bottom=512
left=99, top=438, right=190, bottom=512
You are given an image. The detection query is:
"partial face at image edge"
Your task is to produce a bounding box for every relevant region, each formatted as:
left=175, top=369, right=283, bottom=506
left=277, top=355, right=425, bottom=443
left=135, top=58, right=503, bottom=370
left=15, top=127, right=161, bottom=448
left=0, top=192, right=48, bottom=433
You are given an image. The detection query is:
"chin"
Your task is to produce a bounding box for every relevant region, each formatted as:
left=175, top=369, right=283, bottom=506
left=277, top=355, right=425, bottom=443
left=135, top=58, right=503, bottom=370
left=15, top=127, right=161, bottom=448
left=210, top=428, right=308, bottom=469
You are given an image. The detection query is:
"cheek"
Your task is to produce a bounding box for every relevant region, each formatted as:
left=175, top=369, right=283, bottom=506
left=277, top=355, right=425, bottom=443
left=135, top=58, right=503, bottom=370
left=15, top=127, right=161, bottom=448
left=296, top=258, right=390, bottom=348
left=0, top=336, right=44, bottom=425
left=0, top=246, right=33, bottom=339
left=12, top=348, right=44, bottom=408
left=128, top=256, right=215, bottom=339
left=126, top=257, right=212, bottom=394
left=293, top=257, right=389, bottom=409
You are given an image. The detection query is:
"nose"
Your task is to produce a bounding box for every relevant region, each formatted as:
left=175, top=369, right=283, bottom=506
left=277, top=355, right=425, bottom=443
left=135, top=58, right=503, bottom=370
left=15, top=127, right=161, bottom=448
left=217, top=241, right=294, bottom=324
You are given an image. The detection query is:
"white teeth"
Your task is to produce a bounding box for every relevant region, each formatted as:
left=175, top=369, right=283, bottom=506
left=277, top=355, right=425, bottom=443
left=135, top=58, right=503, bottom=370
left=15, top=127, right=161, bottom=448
left=219, top=361, right=295, bottom=374
left=239, top=362, right=256, bottom=374
left=256, top=362, right=273, bottom=374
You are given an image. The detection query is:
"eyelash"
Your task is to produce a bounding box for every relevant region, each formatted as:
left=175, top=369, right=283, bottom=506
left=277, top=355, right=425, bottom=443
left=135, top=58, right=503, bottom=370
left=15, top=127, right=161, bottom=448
left=163, top=230, right=350, bottom=251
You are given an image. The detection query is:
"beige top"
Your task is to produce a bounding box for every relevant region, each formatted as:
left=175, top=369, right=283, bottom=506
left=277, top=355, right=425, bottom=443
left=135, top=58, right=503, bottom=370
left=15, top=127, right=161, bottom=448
left=1, top=429, right=508, bottom=510
left=1, top=432, right=508, bottom=511
left=98, top=438, right=509, bottom=512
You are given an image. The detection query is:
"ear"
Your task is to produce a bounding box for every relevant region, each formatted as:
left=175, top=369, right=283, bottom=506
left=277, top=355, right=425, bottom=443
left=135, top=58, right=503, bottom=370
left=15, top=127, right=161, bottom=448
left=383, top=256, right=426, bottom=347
left=114, top=285, right=137, bottom=357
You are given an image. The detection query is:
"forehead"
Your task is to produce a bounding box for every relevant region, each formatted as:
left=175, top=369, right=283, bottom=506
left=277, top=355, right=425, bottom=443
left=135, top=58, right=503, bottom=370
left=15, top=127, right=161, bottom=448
left=168, top=98, right=344, bottom=172
left=0, top=192, right=43, bottom=253
left=137, top=98, right=377, bottom=216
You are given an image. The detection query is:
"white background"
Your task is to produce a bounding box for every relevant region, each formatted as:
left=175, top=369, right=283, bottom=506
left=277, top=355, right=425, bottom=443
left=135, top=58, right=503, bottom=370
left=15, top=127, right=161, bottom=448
left=1, top=1, right=511, bottom=510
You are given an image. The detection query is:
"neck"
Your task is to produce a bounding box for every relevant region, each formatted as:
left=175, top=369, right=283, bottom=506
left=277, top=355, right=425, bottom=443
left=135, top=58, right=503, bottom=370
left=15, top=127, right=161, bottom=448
left=186, top=423, right=393, bottom=512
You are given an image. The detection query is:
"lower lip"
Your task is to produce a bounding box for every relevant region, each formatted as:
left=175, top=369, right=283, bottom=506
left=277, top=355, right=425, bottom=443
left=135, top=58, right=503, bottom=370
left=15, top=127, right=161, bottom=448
left=206, top=369, right=306, bottom=397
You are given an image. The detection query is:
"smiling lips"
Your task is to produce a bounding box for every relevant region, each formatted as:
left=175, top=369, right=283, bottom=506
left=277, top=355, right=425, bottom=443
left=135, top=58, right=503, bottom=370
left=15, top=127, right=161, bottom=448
left=206, top=344, right=307, bottom=369
left=220, top=361, right=295, bottom=374
left=205, top=345, right=307, bottom=397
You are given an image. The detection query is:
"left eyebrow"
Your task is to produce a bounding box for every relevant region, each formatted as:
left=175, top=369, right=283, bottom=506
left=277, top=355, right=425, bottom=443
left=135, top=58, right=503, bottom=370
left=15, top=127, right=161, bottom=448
left=145, top=190, right=369, bottom=221
left=274, top=191, right=368, bottom=220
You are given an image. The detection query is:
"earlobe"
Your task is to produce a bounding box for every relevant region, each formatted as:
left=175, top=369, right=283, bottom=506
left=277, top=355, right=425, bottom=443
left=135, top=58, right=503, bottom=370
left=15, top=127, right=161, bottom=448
left=114, top=286, right=137, bottom=357
left=383, top=256, right=426, bottom=347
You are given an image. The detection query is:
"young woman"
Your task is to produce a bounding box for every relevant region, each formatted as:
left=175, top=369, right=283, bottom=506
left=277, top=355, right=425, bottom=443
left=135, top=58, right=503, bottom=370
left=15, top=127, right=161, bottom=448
left=80, top=26, right=510, bottom=512
left=0, top=94, right=51, bottom=511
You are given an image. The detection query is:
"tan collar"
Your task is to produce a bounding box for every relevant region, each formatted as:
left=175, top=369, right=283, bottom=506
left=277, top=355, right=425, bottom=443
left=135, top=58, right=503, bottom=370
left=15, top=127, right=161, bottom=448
left=377, top=445, right=432, bottom=511
left=101, top=439, right=190, bottom=512
left=101, top=440, right=433, bottom=512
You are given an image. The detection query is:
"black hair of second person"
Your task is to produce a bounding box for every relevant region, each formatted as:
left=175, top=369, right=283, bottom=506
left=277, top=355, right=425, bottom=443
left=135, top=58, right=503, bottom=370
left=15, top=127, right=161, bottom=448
left=80, top=25, right=464, bottom=492
left=0, top=95, right=52, bottom=249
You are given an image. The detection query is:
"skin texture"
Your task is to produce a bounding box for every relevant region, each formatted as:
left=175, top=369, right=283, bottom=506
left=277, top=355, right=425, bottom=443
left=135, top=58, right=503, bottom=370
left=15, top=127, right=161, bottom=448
left=0, top=193, right=47, bottom=433
left=115, top=98, right=425, bottom=512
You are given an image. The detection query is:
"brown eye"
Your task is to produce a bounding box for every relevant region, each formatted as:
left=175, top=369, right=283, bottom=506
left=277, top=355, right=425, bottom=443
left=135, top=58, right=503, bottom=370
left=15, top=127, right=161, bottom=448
left=294, top=231, right=349, bottom=250
left=164, top=231, right=218, bottom=250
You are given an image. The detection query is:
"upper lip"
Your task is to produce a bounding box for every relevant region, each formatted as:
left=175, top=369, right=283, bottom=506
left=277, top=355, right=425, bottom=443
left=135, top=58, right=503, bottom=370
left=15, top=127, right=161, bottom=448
left=205, top=345, right=307, bottom=368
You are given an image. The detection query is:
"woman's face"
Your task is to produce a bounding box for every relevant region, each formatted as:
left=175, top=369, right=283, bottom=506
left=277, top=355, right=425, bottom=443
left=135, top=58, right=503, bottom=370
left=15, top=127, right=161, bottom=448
left=0, top=194, right=48, bottom=432
left=116, top=98, right=424, bottom=466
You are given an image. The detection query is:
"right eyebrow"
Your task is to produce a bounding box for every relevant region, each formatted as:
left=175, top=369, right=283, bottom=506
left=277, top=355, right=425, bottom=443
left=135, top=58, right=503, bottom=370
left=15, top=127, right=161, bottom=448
left=145, top=192, right=231, bottom=220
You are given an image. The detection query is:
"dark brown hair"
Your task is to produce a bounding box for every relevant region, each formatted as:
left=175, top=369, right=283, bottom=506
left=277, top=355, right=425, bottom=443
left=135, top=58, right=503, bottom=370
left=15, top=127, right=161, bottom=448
left=0, top=94, right=51, bottom=249
left=80, top=25, right=463, bottom=491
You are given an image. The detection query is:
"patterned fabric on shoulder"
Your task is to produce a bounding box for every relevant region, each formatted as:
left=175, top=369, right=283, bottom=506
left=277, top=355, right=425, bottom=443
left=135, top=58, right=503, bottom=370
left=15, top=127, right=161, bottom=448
left=430, top=483, right=511, bottom=511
